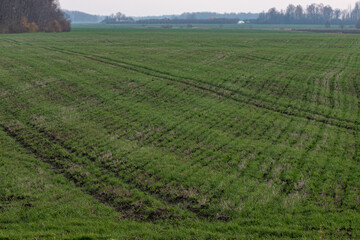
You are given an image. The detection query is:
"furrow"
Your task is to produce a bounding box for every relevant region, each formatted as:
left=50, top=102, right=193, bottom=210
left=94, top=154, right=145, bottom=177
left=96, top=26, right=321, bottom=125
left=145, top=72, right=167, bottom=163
left=46, top=46, right=359, bottom=131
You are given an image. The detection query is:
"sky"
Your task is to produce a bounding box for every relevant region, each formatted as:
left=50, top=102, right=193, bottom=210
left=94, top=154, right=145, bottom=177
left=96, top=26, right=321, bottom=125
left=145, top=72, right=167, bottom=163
left=59, top=0, right=356, bottom=16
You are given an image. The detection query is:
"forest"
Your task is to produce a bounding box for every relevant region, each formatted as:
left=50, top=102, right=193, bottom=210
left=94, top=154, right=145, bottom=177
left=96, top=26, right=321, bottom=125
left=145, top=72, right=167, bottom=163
left=257, top=1, right=360, bottom=26
left=0, top=0, right=70, bottom=33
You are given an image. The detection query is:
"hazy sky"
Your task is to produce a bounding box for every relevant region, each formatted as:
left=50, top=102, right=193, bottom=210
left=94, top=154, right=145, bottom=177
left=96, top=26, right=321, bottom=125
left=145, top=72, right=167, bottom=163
left=59, top=0, right=356, bottom=16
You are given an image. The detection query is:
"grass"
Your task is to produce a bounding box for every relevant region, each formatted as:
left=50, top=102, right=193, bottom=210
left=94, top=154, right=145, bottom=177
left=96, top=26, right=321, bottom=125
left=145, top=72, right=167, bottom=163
left=0, top=26, right=359, bottom=239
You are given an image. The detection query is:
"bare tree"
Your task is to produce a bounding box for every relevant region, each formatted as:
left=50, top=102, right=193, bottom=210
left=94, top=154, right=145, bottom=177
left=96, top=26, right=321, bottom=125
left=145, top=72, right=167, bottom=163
left=257, top=1, right=360, bottom=25
left=0, top=0, right=70, bottom=33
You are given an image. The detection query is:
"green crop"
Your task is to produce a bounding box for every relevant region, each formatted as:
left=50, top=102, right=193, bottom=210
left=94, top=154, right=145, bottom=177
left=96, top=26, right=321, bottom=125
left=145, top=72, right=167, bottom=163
left=0, top=26, right=359, bottom=239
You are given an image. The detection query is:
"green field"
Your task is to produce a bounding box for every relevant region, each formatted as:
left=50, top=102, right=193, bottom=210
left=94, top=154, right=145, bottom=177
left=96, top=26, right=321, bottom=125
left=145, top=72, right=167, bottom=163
left=0, top=27, right=359, bottom=239
left=72, top=23, right=358, bottom=30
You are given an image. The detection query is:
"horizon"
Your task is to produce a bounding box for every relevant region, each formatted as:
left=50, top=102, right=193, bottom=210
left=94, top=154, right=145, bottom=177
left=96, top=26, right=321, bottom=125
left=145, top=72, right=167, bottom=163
left=59, top=0, right=356, bottom=17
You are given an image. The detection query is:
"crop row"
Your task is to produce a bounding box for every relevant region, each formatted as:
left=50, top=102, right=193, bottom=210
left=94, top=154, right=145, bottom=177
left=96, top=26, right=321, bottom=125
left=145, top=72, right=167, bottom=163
left=0, top=45, right=358, bottom=218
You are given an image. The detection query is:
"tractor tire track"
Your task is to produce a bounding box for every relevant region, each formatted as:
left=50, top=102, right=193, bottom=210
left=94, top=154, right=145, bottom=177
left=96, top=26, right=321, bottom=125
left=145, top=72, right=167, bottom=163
left=45, top=46, right=359, bottom=131
left=0, top=119, right=177, bottom=221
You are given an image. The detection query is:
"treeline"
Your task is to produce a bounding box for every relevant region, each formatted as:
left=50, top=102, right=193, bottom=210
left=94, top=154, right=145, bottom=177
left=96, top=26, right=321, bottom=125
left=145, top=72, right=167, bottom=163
left=0, top=0, right=71, bottom=33
left=133, top=12, right=258, bottom=21
left=136, top=18, right=240, bottom=25
left=102, top=12, right=240, bottom=25
left=176, top=12, right=258, bottom=20
left=256, top=2, right=360, bottom=26
left=102, top=12, right=135, bottom=24
left=64, top=10, right=105, bottom=23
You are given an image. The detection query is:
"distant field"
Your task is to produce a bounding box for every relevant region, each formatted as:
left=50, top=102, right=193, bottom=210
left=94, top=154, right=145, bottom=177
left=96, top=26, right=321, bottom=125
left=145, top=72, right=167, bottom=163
left=72, top=23, right=359, bottom=30
left=0, top=27, right=359, bottom=239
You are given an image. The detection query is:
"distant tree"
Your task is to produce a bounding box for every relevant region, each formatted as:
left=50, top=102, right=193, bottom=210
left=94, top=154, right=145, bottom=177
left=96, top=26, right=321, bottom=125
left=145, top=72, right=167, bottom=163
left=286, top=4, right=296, bottom=22
left=294, top=5, right=304, bottom=21
left=340, top=20, right=345, bottom=29
left=352, top=2, right=360, bottom=22
left=102, top=12, right=134, bottom=24
left=255, top=1, right=360, bottom=25
left=323, top=5, right=333, bottom=23
left=356, top=19, right=360, bottom=29
left=186, top=13, right=197, bottom=20
left=325, top=20, right=331, bottom=28
left=115, top=12, right=126, bottom=20
left=267, top=8, right=279, bottom=23
left=334, top=9, right=341, bottom=20
left=306, top=4, right=316, bottom=22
